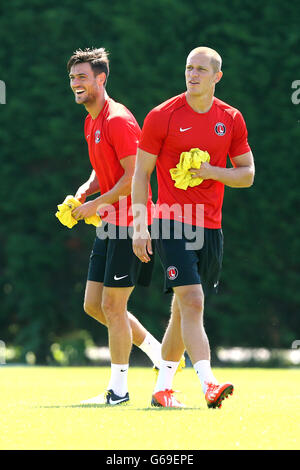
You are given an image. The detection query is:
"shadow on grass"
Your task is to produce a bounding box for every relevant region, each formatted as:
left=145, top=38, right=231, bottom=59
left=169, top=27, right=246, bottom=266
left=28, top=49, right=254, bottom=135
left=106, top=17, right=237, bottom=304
left=36, top=404, right=203, bottom=411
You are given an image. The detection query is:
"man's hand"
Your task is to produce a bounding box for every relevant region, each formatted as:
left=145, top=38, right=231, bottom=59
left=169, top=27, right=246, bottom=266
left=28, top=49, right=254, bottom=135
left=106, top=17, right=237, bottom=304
left=75, top=185, right=88, bottom=203
left=72, top=199, right=98, bottom=220
left=132, top=229, right=153, bottom=263
left=190, top=162, right=214, bottom=180
left=75, top=170, right=100, bottom=203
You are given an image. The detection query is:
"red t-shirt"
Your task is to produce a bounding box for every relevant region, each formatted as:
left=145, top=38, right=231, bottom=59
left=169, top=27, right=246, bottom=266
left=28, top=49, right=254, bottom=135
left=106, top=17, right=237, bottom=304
left=139, top=93, right=251, bottom=228
left=84, top=97, right=153, bottom=226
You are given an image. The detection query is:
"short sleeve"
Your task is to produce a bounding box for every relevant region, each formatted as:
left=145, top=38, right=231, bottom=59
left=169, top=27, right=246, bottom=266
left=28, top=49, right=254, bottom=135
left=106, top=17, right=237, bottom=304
left=84, top=114, right=91, bottom=142
left=138, top=108, right=169, bottom=156
left=228, top=111, right=251, bottom=159
left=108, top=116, right=141, bottom=160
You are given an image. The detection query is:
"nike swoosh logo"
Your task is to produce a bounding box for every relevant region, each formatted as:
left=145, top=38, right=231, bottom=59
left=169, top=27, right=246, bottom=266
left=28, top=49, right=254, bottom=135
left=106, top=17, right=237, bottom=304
left=114, top=275, right=129, bottom=281
left=109, top=397, right=128, bottom=405
left=180, top=127, right=192, bottom=132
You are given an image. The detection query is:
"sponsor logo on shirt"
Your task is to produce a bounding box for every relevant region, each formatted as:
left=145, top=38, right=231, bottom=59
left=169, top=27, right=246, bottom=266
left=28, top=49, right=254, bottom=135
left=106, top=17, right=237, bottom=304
left=214, top=122, right=226, bottom=136
left=167, top=266, right=178, bottom=280
left=95, top=130, right=101, bottom=143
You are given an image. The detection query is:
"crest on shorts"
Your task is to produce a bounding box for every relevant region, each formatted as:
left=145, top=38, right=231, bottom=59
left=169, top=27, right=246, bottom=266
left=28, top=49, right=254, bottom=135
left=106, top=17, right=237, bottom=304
left=95, top=130, right=101, bottom=143
left=167, top=266, right=178, bottom=280
left=214, top=122, right=226, bottom=136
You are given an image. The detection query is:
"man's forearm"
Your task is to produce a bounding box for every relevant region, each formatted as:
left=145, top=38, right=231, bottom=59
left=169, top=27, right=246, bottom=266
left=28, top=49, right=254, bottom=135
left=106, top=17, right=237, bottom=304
left=191, top=151, right=255, bottom=188
left=210, top=165, right=255, bottom=188
left=94, top=172, right=132, bottom=209
left=77, top=170, right=100, bottom=198
left=86, top=174, right=100, bottom=196
left=75, top=170, right=100, bottom=203
left=132, top=171, right=149, bottom=205
left=132, top=170, right=150, bottom=229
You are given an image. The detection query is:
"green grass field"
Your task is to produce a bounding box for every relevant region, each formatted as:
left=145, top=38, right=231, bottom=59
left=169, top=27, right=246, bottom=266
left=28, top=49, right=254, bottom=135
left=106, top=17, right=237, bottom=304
left=1, top=366, right=300, bottom=450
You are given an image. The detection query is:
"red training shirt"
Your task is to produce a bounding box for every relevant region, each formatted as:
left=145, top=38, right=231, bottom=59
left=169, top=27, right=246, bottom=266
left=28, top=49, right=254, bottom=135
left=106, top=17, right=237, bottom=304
left=84, top=97, right=153, bottom=226
left=139, top=93, right=251, bottom=228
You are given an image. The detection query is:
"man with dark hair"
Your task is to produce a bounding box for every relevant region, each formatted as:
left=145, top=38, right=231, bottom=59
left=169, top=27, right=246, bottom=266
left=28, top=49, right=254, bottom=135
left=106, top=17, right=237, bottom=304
left=66, top=47, right=163, bottom=405
left=67, top=47, right=110, bottom=86
left=132, top=46, right=255, bottom=408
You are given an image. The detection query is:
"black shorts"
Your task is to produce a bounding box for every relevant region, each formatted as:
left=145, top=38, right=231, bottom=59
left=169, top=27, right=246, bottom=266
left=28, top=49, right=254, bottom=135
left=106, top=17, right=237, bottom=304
left=153, top=219, right=223, bottom=295
left=87, top=223, right=154, bottom=288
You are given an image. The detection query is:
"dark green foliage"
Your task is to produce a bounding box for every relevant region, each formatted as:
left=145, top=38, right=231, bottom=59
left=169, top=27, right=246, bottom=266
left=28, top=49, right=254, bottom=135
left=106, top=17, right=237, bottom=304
left=0, top=0, right=299, bottom=362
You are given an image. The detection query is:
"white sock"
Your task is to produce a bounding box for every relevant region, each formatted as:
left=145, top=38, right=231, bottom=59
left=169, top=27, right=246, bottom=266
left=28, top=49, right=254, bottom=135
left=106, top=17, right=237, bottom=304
left=153, top=360, right=179, bottom=394
left=139, top=332, right=161, bottom=369
left=193, top=360, right=218, bottom=394
left=107, top=363, right=129, bottom=397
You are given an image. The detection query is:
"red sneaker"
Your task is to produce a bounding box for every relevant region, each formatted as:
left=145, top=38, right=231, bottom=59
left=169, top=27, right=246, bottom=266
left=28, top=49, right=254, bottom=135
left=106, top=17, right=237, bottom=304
left=151, top=389, right=186, bottom=408
left=205, top=382, right=234, bottom=409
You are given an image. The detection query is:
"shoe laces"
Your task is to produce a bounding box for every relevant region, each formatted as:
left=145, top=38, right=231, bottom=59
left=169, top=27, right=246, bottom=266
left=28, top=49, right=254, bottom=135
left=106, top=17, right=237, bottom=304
left=164, top=389, right=181, bottom=406
left=205, top=382, right=219, bottom=397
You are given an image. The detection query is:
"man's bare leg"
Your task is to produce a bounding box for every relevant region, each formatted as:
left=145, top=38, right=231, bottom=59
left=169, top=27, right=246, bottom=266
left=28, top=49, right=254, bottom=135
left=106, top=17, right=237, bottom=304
left=153, top=294, right=185, bottom=393
left=154, top=284, right=215, bottom=394
left=81, top=285, right=133, bottom=402
left=161, top=294, right=185, bottom=361
left=84, top=280, right=161, bottom=367
left=174, top=284, right=210, bottom=362
left=101, top=286, right=133, bottom=365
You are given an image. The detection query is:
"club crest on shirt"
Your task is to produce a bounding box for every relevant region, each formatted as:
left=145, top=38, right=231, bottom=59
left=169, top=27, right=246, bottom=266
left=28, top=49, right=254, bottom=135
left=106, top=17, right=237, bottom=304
left=95, top=130, right=101, bottom=143
left=214, top=122, right=226, bottom=136
left=167, top=266, right=178, bottom=280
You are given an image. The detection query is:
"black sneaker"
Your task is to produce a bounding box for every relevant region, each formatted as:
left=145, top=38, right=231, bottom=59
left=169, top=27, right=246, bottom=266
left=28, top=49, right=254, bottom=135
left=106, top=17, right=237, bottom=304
left=80, top=389, right=129, bottom=405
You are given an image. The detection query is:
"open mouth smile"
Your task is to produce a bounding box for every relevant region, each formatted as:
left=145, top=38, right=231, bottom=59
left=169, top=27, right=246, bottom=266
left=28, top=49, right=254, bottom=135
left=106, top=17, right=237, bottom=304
left=74, top=89, right=85, bottom=95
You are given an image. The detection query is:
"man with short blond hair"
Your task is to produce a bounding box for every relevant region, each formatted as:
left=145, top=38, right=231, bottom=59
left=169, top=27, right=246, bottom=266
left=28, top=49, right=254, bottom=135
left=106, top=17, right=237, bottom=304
left=132, top=46, right=255, bottom=408
left=187, top=46, right=222, bottom=73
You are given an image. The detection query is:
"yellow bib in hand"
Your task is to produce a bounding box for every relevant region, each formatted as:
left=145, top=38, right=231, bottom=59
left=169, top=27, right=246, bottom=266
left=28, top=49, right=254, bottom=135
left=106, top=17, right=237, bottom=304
left=55, top=195, right=102, bottom=228
left=169, top=148, right=210, bottom=190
